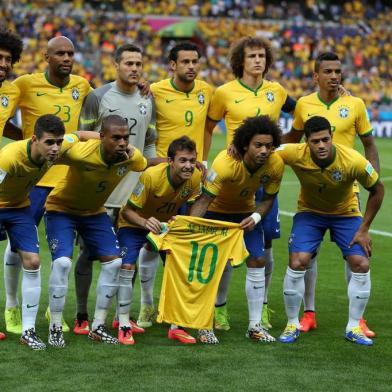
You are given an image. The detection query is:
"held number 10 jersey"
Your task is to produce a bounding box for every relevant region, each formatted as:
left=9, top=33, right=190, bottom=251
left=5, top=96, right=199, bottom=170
left=147, top=215, right=249, bottom=329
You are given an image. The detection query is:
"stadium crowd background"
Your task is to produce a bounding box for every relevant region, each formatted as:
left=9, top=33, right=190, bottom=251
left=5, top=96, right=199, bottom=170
left=1, top=0, right=391, bottom=113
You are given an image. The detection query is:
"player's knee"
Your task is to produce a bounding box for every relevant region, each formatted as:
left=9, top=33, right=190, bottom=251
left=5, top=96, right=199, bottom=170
left=247, top=256, right=265, bottom=268
left=99, top=255, right=120, bottom=263
left=289, top=256, right=308, bottom=271
left=22, top=253, right=40, bottom=270
left=348, top=256, right=369, bottom=273
left=53, top=257, right=73, bottom=275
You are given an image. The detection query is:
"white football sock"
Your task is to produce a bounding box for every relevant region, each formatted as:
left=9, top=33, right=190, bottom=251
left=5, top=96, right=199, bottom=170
left=246, top=267, right=265, bottom=329
left=92, top=258, right=121, bottom=330
left=139, top=247, right=159, bottom=306
left=49, top=257, right=72, bottom=328
left=21, top=267, right=41, bottom=331
left=74, top=246, right=93, bottom=315
left=215, top=262, right=233, bottom=306
left=4, top=243, right=22, bottom=308
left=283, top=267, right=305, bottom=328
left=118, top=269, right=135, bottom=328
left=303, top=255, right=317, bottom=312
left=346, top=270, right=371, bottom=331
left=263, top=248, right=274, bottom=304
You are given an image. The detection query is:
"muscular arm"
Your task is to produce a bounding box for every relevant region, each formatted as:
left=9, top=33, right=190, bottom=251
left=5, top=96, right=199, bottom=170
left=360, top=134, right=380, bottom=173
left=240, top=194, right=276, bottom=230
left=203, top=117, right=218, bottom=161
left=121, top=204, right=162, bottom=234
left=189, top=192, right=214, bottom=217
left=75, top=131, right=100, bottom=141
left=350, top=181, right=385, bottom=257
left=3, top=120, right=23, bottom=140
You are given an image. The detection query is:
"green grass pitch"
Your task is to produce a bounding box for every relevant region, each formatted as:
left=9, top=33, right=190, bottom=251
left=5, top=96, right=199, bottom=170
left=0, top=134, right=391, bottom=392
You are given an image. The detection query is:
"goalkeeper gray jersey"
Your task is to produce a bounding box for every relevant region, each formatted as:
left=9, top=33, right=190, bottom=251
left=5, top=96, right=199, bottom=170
left=78, top=81, right=156, bottom=207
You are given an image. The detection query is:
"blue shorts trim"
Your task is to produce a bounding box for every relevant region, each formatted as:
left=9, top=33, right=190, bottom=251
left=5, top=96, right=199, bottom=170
left=45, top=211, right=120, bottom=260
left=288, top=212, right=366, bottom=257
left=204, top=211, right=264, bottom=258
left=255, top=187, right=280, bottom=241
left=0, top=207, right=39, bottom=253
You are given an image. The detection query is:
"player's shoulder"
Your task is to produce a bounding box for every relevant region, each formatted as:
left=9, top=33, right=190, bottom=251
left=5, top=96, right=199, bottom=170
left=335, top=142, right=362, bottom=159
left=262, top=79, right=286, bottom=92
left=297, top=92, right=318, bottom=104
left=69, top=74, right=90, bottom=87
left=194, top=79, right=213, bottom=92
left=216, top=79, right=237, bottom=93
left=0, top=139, right=29, bottom=161
left=13, top=72, right=43, bottom=87
left=144, top=162, right=167, bottom=180
left=339, top=95, right=366, bottom=108
left=150, top=78, right=170, bottom=92
left=0, top=80, right=20, bottom=95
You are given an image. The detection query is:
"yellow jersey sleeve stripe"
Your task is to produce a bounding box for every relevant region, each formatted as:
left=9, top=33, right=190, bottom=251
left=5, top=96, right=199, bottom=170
left=360, top=129, right=374, bottom=137
left=127, top=200, right=142, bottom=210
left=202, top=186, right=216, bottom=198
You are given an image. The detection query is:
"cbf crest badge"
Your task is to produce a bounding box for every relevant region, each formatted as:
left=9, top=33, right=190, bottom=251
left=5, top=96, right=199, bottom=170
left=139, top=103, right=147, bottom=115
left=331, top=169, right=343, bottom=182
left=180, top=186, right=192, bottom=198
left=266, top=91, right=275, bottom=102
left=1, top=95, right=9, bottom=108
left=117, top=165, right=128, bottom=176
left=197, top=92, right=205, bottom=105
left=338, top=107, right=349, bottom=118
left=72, top=87, right=80, bottom=101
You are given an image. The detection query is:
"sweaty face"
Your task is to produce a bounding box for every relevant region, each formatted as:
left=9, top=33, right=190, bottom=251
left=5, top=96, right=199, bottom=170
left=33, top=132, right=64, bottom=163
left=245, top=134, right=274, bottom=168
left=0, top=48, right=12, bottom=83
left=314, top=60, right=342, bottom=94
left=242, top=46, right=266, bottom=79
left=101, top=124, right=130, bottom=163
left=46, top=40, right=75, bottom=78
left=171, top=50, right=200, bottom=84
left=306, top=129, right=333, bottom=163
left=169, top=149, right=197, bottom=183
left=116, top=51, right=143, bottom=87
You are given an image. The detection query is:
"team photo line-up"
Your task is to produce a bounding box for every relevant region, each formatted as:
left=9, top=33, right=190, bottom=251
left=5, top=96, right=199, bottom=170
left=0, top=28, right=383, bottom=350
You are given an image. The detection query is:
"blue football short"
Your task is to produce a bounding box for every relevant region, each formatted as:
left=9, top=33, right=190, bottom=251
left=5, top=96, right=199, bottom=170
left=204, top=211, right=264, bottom=258
left=0, top=207, right=39, bottom=253
left=118, top=227, right=149, bottom=265
left=29, top=186, right=53, bottom=225
left=255, top=187, right=280, bottom=241
left=45, top=211, right=120, bottom=260
left=288, top=212, right=366, bottom=257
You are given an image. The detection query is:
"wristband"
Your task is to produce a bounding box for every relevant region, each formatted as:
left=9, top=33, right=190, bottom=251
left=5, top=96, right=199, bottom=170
left=203, top=161, right=208, bottom=169
left=250, top=212, right=262, bottom=225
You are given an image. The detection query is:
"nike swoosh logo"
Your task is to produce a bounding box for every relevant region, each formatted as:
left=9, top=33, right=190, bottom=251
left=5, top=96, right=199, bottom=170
left=166, top=99, right=176, bottom=103
left=105, top=294, right=116, bottom=299
left=109, top=109, right=119, bottom=112
left=26, top=304, right=38, bottom=308
left=53, top=294, right=65, bottom=299
left=119, top=302, right=131, bottom=307
left=36, top=92, right=47, bottom=96
left=140, top=278, right=152, bottom=283
left=5, top=262, right=16, bottom=266
left=253, top=286, right=264, bottom=289
left=307, top=113, right=317, bottom=117
left=235, top=98, right=246, bottom=103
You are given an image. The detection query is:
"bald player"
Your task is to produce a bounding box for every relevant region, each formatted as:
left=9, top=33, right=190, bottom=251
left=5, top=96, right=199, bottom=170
left=4, top=36, right=92, bottom=335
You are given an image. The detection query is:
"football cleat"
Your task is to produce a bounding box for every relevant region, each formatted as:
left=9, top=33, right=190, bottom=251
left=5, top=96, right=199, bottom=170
left=214, top=305, right=230, bottom=331
left=5, top=306, right=22, bottom=334
left=48, top=326, right=66, bottom=348
left=20, top=328, right=46, bottom=350
left=74, top=318, right=90, bottom=335
left=89, top=325, right=119, bottom=344
left=168, top=328, right=196, bottom=344
left=278, top=324, right=300, bottom=343
left=198, top=329, right=219, bottom=344
left=345, top=326, right=373, bottom=346
left=118, top=326, right=135, bottom=345
left=0, top=331, right=6, bottom=340
left=137, top=305, right=155, bottom=328
left=261, top=304, right=275, bottom=330
left=246, top=324, right=276, bottom=342
left=359, top=318, right=376, bottom=338
left=45, top=307, right=70, bottom=333
left=299, top=311, right=317, bottom=332
left=112, top=318, right=145, bottom=333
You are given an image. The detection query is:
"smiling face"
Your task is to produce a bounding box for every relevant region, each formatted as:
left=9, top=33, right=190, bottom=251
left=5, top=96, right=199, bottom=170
left=306, top=129, right=333, bottom=163
left=0, top=48, right=12, bottom=83
left=169, top=148, right=197, bottom=184
left=242, top=46, right=266, bottom=79
left=170, top=50, right=200, bottom=84
left=314, top=60, right=342, bottom=95
left=115, top=50, right=143, bottom=89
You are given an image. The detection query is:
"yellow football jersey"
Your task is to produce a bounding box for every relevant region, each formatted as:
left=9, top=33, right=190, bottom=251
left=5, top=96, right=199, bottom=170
left=0, top=134, right=79, bottom=208
left=276, top=143, right=379, bottom=216
left=203, top=150, right=284, bottom=214
left=151, top=78, right=213, bottom=160
left=45, top=141, right=147, bottom=216
left=292, top=92, right=373, bottom=146
left=147, top=215, right=249, bottom=329
left=0, top=80, right=20, bottom=139
left=13, top=72, right=92, bottom=187
left=118, top=163, right=201, bottom=229
left=208, top=79, right=288, bottom=146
